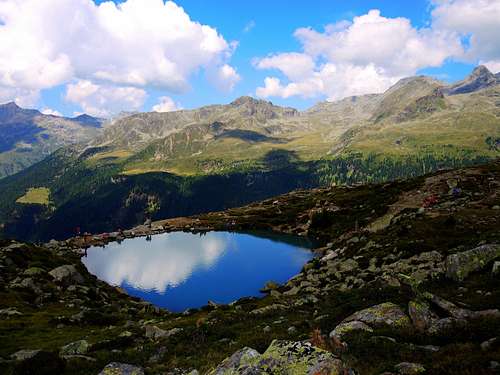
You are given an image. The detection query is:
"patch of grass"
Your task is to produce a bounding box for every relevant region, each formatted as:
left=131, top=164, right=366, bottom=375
left=16, top=187, right=50, bottom=205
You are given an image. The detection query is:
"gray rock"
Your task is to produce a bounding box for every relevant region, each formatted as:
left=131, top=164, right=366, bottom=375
left=445, top=244, right=500, bottom=281
left=0, top=307, right=22, bottom=317
left=98, top=362, right=145, bottom=375
left=492, top=261, right=500, bottom=276
left=60, top=340, right=89, bottom=356
left=408, top=300, right=438, bottom=332
left=395, top=362, right=426, bottom=374
left=208, top=340, right=350, bottom=375
left=329, top=320, right=373, bottom=342
left=11, top=349, right=41, bottom=361
left=145, top=325, right=183, bottom=340
left=343, top=302, right=412, bottom=332
left=250, top=304, right=288, bottom=315
left=49, top=265, right=85, bottom=284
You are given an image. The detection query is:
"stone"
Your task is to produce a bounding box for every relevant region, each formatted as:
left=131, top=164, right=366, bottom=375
left=445, top=244, right=500, bottom=281
left=0, top=307, right=22, bottom=317
left=59, top=340, right=89, bottom=356
left=49, top=265, right=85, bottom=284
left=408, top=300, right=437, bottom=332
left=98, top=362, right=144, bottom=375
left=481, top=337, right=497, bottom=351
left=250, top=304, right=288, bottom=315
left=145, top=325, right=182, bottom=340
left=209, top=347, right=261, bottom=374
left=208, top=340, right=350, bottom=375
left=394, top=362, right=426, bottom=374
left=329, top=320, right=373, bottom=342
left=23, top=267, right=46, bottom=276
left=492, top=261, right=500, bottom=276
left=343, top=302, right=412, bottom=332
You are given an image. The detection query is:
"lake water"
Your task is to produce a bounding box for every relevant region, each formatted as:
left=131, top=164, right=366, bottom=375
left=82, top=231, right=313, bottom=312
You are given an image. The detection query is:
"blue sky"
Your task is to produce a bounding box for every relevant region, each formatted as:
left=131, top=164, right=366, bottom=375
left=1, top=0, right=497, bottom=117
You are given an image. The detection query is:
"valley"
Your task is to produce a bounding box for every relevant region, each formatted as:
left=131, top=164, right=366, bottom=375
left=0, top=67, right=499, bottom=242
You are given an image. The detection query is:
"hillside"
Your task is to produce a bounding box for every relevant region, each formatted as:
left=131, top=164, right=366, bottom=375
left=0, top=103, right=103, bottom=178
left=0, top=160, right=499, bottom=374
left=0, top=66, right=499, bottom=241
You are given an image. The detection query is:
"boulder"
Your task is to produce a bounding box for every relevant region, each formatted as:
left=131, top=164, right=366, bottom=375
left=408, top=300, right=438, bottom=332
left=329, top=320, right=373, bottom=343
left=0, top=307, right=22, bottom=317
left=209, top=340, right=350, bottom=375
left=98, top=362, right=144, bottom=375
left=445, top=244, right=500, bottom=281
left=343, top=302, right=412, bottom=332
left=394, top=362, right=426, bottom=374
left=59, top=339, right=89, bottom=356
left=49, top=265, right=84, bottom=285
left=144, top=325, right=182, bottom=340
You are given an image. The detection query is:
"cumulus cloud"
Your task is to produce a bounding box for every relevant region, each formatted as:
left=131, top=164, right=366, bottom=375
left=255, top=9, right=463, bottom=101
left=0, top=0, right=238, bottom=113
left=41, top=108, right=62, bottom=117
left=82, top=232, right=231, bottom=292
left=207, top=64, right=241, bottom=92
left=432, top=0, right=500, bottom=67
left=152, top=96, right=182, bottom=112
left=65, top=80, right=147, bottom=117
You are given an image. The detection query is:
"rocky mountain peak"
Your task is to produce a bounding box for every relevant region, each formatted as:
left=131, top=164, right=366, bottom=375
left=444, top=65, right=498, bottom=95
left=230, top=96, right=268, bottom=107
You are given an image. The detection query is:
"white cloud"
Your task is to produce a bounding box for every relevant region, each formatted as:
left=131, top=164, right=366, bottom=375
left=432, top=0, right=500, bottom=63
left=0, top=0, right=238, bottom=113
left=207, top=64, right=241, bottom=92
left=65, top=80, right=147, bottom=117
left=255, top=9, right=463, bottom=100
left=152, top=96, right=182, bottom=112
left=0, top=87, right=39, bottom=107
left=482, top=60, right=500, bottom=73
left=41, top=107, right=62, bottom=117
left=82, top=232, right=231, bottom=293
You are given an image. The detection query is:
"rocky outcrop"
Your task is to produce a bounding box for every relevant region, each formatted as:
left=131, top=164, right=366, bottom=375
left=98, top=362, right=145, bottom=375
left=209, top=340, right=350, bottom=375
left=445, top=244, right=500, bottom=281
left=49, top=264, right=85, bottom=285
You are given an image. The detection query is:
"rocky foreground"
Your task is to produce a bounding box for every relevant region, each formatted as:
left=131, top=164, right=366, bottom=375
left=1, top=160, right=500, bottom=374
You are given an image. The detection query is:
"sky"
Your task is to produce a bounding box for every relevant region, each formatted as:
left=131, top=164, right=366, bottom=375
left=0, top=0, right=499, bottom=117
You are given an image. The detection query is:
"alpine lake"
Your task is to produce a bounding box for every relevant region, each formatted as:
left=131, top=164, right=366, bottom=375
left=82, top=231, right=313, bottom=312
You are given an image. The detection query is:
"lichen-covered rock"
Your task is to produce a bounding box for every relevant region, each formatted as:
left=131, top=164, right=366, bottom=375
left=250, top=303, right=288, bottom=315
left=59, top=339, right=89, bottom=356
left=394, top=362, right=426, bottom=374
left=209, top=340, right=350, bottom=375
left=98, top=362, right=144, bottom=375
left=344, top=302, right=412, bottom=331
left=144, top=325, right=183, bottom=340
left=209, top=347, right=261, bottom=374
left=408, top=300, right=438, bottom=332
left=329, top=320, right=373, bottom=342
left=445, top=244, right=500, bottom=281
left=49, top=265, right=84, bottom=284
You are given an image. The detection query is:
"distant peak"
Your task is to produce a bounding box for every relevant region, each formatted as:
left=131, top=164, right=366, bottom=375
left=230, top=96, right=266, bottom=106
left=0, top=101, right=20, bottom=109
left=469, top=65, right=494, bottom=79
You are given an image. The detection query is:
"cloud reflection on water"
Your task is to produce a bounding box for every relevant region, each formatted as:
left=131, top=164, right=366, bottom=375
left=82, top=232, right=231, bottom=293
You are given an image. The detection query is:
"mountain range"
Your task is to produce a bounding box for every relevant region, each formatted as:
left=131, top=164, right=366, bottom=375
left=0, top=103, right=103, bottom=178
left=0, top=65, right=499, bottom=241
